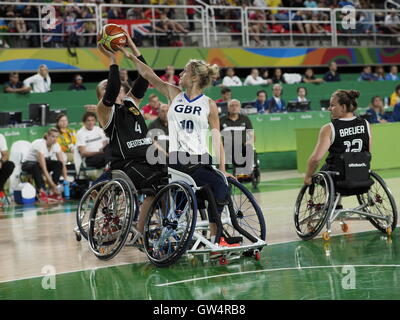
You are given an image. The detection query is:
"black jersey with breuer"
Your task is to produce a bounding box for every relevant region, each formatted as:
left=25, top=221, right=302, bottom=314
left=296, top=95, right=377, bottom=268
left=326, top=117, right=370, bottom=166
left=103, top=98, right=152, bottom=162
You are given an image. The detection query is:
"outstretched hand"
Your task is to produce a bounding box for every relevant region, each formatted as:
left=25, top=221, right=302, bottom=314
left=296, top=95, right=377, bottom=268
left=97, top=43, right=117, bottom=63
left=118, top=45, right=135, bottom=60
left=122, top=30, right=141, bottom=56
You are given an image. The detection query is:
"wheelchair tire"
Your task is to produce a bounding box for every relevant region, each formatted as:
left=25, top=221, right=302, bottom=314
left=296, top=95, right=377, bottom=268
left=88, top=178, right=137, bottom=260
left=357, top=171, right=398, bottom=233
left=294, top=172, right=334, bottom=240
left=224, top=177, right=266, bottom=245
left=251, top=167, right=261, bottom=189
left=143, top=181, right=197, bottom=267
left=76, top=180, right=108, bottom=241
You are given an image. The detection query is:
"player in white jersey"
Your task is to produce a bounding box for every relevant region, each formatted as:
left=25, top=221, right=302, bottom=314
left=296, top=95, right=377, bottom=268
left=119, top=38, right=236, bottom=245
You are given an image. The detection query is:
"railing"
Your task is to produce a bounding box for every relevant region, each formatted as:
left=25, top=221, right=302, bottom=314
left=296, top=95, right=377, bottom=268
left=0, top=2, right=99, bottom=48
left=98, top=3, right=206, bottom=48
left=0, top=3, right=399, bottom=48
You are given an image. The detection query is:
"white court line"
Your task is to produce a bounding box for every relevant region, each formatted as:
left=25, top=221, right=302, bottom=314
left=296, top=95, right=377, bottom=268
left=155, top=264, right=400, bottom=287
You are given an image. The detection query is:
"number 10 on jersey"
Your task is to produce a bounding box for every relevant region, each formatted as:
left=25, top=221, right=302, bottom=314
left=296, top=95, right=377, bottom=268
left=180, top=120, right=194, bottom=133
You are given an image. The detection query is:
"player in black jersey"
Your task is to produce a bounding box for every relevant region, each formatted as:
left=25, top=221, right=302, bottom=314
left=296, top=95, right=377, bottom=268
left=96, top=42, right=165, bottom=236
left=304, top=89, right=372, bottom=186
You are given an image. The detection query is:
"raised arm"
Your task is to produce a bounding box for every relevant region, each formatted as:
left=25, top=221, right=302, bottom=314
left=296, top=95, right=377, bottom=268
left=119, top=36, right=181, bottom=103
left=96, top=44, right=120, bottom=128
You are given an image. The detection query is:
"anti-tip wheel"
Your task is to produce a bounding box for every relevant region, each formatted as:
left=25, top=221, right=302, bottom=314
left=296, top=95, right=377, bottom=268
left=255, top=251, right=261, bottom=261
left=341, top=223, right=349, bottom=233
left=386, top=227, right=392, bottom=236
left=322, top=231, right=330, bottom=241
left=219, top=257, right=229, bottom=265
left=75, top=232, right=82, bottom=242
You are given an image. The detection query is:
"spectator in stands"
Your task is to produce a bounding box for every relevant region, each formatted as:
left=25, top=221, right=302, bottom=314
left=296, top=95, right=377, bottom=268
left=384, top=9, right=400, bottom=35
left=323, top=61, right=341, bottom=82
left=374, top=66, right=386, bottom=81
left=244, top=68, right=269, bottom=86
left=389, top=84, right=400, bottom=107
left=366, top=96, right=392, bottom=124
left=56, top=113, right=77, bottom=163
left=148, top=103, right=169, bottom=158
left=296, top=86, right=308, bottom=102
left=3, top=72, right=30, bottom=94
left=21, top=128, right=67, bottom=203
left=302, top=68, right=324, bottom=84
left=222, top=67, right=243, bottom=87
left=268, top=83, right=286, bottom=113
left=107, top=0, right=125, bottom=19
left=248, top=10, right=268, bottom=47
left=76, top=112, right=110, bottom=169
left=160, top=65, right=180, bottom=86
left=261, top=69, right=273, bottom=84
left=358, top=66, right=378, bottom=81
left=68, top=74, right=87, bottom=91
left=304, top=0, right=318, bottom=8
left=142, top=93, right=161, bottom=120
left=216, top=87, right=233, bottom=104
left=120, top=68, right=133, bottom=87
left=255, top=89, right=269, bottom=114
left=271, top=68, right=286, bottom=84
left=385, top=65, right=399, bottom=81
left=0, top=133, right=14, bottom=205
left=23, top=64, right=51, bottom=93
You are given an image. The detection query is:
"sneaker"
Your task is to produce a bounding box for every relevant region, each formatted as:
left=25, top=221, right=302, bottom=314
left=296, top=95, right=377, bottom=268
left=218, top=237, right=240, bottom=248
left=47, top=193, right=63, bottom=203
left=39, top=191, right=48, bottom=203
left=0, top=191, right=6, bottom=207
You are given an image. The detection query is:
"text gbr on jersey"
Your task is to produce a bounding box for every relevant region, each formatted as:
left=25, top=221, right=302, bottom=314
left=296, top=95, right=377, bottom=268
left=174, top=104, right=202, bottom=115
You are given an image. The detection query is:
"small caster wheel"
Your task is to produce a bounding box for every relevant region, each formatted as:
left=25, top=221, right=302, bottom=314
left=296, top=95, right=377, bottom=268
left=386, top=227, right=392, bottom=236
left=254, top=251, right=261, bottom=261
left=322, top=232, right=330, bottom=241
left=219, top=257, right=228, bottom=266
left=341, top=223, right=349, bottom=233
left=75, top=232, right=82, bottom=242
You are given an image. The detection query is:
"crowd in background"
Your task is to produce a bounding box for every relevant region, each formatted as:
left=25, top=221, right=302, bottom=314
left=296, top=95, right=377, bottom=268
left=0, top=0, right=399, bottom=48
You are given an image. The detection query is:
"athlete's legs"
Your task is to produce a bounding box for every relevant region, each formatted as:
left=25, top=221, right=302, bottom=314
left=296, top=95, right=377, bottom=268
left=190, top=166, right=229, bottom=242
left=137, top=196, right=154, bottom=233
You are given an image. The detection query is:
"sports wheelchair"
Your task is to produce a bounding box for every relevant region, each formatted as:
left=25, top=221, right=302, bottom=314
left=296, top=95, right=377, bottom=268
left=226, top=144, right=261, bottom=189
left=294, top=152, right=398, bottom=241
left=75, top=166, right=267, bottom=266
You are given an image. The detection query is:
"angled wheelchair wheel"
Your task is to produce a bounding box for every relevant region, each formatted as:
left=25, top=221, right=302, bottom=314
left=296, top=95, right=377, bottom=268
left=76, top=180, right=108, bottom=241
left=357, top=171, right=398, bottom=233
left=88, top=178, right=137, bottom=260
left=224, top=177, right=266, bottom=245
left=143, top=181, right=197, bottom=267
left=294, top=172, right=334, bottom=240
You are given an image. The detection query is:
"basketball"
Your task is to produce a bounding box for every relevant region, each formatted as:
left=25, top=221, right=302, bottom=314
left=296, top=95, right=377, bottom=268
left=97, top=23, right=127, bottom=53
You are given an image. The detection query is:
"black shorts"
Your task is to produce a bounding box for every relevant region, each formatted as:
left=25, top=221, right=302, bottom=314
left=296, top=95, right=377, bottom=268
left=110, top=159, right=166, bottom=191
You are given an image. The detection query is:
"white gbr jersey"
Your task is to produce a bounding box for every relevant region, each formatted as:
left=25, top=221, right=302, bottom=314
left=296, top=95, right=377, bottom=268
left=168, top=92, right=210, bottom=155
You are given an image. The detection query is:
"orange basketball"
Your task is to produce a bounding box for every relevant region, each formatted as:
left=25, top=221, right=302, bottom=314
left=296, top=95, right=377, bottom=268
left=97, top=24, right=127, bottom=53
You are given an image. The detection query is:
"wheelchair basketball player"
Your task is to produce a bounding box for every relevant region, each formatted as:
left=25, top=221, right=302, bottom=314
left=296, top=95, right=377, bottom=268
left=119, top=35, right=239, bottom=246
left=304, top=89, right=371, bottom=186
left=95, top=43, right=165, bottom=239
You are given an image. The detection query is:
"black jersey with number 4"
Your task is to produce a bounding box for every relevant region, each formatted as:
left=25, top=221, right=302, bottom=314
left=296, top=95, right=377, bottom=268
left=326, top=117, right=370, bottom=166
left=103, top=97, right=152, bottom=162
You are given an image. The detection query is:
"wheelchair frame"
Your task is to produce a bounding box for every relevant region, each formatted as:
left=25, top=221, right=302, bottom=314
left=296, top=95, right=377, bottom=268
left=166, top=167, right=267, bottom=265
left=294, top=170, right=398, bottom=241
left=78, top=166, right=267, bottom=266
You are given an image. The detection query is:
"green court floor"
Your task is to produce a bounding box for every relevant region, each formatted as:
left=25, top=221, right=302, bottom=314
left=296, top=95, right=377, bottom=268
left=1, top=230, right=399, bottom=300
